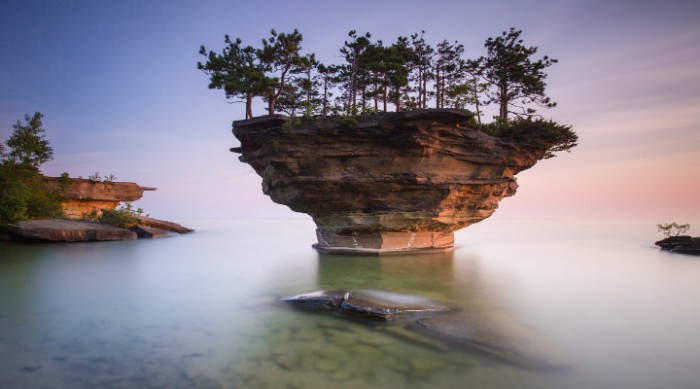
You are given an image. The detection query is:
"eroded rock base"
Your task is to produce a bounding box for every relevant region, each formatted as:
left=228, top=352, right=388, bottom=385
left=314, top=230, right=455, bottom=255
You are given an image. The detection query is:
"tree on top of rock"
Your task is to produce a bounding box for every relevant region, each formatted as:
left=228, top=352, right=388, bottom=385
left=475, top=28, right=558, bottom=121
left=257, top=29, right=307, bottom=115
left=198, top=30, right=308, bottom=119
left=198, top=36, right=264, bottom=119
left=4, top=112, right=53, bottom=170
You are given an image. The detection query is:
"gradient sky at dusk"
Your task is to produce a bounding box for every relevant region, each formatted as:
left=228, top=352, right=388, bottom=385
left=1, top=0, right=698, bottom=224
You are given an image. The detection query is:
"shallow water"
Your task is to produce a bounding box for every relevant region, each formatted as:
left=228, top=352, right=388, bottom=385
left=1, top=218, right=699, bottom=388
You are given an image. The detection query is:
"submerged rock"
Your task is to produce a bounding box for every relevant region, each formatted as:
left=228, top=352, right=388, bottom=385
left=5, top=219, right=137, bottom=242
left=281, top=289, right=453, bottom=321
left=281, top=289, right=568, bottom=370
left=340, top=290, right=453, bottom=321
left=281, top=290, right=346, bottom=311
left=409, top=312, right=568, bottom=370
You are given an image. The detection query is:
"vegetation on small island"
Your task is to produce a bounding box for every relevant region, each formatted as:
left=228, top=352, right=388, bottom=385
left=657, top=222, right=690, bottom=238
left=0, top=112, right=66, bottom=223
left=656, top=222, right=699, bottom=256
left=1, top=113, right=150, bottom=230
left=84, top=202, right=148, bottom=228
left=198, top=27, right=577, bottom=157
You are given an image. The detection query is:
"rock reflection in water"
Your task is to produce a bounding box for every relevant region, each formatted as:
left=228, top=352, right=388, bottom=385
left=314, top=251, right=567, bottom=369
left=225, top=251, right=567, bottom=388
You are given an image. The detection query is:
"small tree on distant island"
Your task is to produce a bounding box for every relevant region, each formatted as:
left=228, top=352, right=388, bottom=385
left=657, top=222, right=691, bottom=238
left=473, top=28, right=558, bottom=121
left=4, top=112, right=53, bottom=169
left=1, top=112, right=64, bottom=223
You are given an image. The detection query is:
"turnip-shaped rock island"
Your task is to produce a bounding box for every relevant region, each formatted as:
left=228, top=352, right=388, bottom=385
left=231, top=109, right=574, bottom=254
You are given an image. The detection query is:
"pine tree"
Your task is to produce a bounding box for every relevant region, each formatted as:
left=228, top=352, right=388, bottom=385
left=258, top=29, right=306, bottom=115
left=409, top=32, right=434, bottom=109
left=198, top=36, right=264, bottom=119
left=476, top=28, right=558, bottom=121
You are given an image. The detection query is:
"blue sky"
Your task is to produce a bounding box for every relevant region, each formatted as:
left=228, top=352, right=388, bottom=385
left=1, top=0, right=699, bottom=223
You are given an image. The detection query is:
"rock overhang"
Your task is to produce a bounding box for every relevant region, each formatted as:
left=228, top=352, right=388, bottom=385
left=232, top=109, right=549, bottom=254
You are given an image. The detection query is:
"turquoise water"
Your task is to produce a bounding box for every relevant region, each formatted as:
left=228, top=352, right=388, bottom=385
left=1, top=218, right=699, bottom=388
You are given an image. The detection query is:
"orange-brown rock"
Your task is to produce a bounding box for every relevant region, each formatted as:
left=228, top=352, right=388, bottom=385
left=232, top=109, right=550, bottom=254
left=44, top=177, right=156, bottom=219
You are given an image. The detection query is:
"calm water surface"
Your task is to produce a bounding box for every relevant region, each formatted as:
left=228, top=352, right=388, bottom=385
left=1, top=218, right=699, bottom=388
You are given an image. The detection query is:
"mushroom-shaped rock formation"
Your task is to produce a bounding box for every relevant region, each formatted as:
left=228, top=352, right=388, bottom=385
left=232, top=109, right=552, bottom=254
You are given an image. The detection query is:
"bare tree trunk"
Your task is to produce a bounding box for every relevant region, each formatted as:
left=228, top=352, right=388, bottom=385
left=422, top=76, right=427, bottom=109
left=395, top=86, right=401, bottom=112
left=499, top=82, right=508, bottom=121
left=322, top=80, right=328, bottom=117
left=383, top=79, right=388, bottom=112
left=435, top=69, right=441, bottom=109
left=246, top=93, right=253, bottom=119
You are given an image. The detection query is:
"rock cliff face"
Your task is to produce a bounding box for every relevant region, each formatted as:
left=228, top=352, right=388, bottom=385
left=44, top=177, right=156, bottom=219
left=232, top=109, right=549, bottom=254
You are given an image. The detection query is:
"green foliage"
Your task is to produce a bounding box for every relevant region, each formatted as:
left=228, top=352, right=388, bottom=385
left=339, top=117, right=359, bottom=128
left=0, top=164, right=64, bottom=223
left=5, top=112, right=53, bottom=169
left=1, top=112, right=64, bottom=224
left=479, top=118, right=578, bottom=159
left=98, top=202, right=146, bottom=228
left=475, top=28, right=558, bottom=121
left=657, top=222, right=690, bottom=238
left=198, top=29, right=309, bottom=119
left=87, top=172, right=117, bottom=183
left=0, top=168, right=29, bottom=222
left=200, top=29, right=572, bottom=150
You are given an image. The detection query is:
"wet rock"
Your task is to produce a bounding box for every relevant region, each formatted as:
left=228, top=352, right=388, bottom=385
left=409, top=312, right=568, bottom=370
left=281, top=289, right=453, bottom=322
left=136, top=216, right=193, bottom=234
left=130, top=225, right=172, bottom=238
left=281, top=290, right=346, bottom=311
left=5, top=219, right=137, bottom=242
left=340, top=289, right=453, bottom=321
left=655, top=236, right=700, bottom=255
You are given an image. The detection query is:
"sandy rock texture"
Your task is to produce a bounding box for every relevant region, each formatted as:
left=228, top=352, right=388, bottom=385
left=232, top=109, right=548, bottom=254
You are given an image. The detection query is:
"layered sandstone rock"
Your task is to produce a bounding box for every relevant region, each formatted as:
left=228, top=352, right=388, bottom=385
left=6, top=219, right=137, bottom=242
left=44, top=177, right=156, bottom=219
left=232, top=109, right=549, bottom=254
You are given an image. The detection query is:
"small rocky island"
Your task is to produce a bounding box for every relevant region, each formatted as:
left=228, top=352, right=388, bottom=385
left=2, top=177, right=192, bottom=242
left=232, top=109, right=569, bottom=254
left=655, top=236, right=700, bottom=255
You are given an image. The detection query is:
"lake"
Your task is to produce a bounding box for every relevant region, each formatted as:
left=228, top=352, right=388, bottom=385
left=1, top=218, right=699, bottom=388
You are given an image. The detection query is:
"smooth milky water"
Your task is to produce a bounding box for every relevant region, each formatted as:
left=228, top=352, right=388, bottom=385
left=1, top=218, right=699, bottom=388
